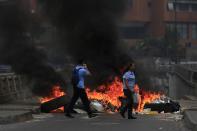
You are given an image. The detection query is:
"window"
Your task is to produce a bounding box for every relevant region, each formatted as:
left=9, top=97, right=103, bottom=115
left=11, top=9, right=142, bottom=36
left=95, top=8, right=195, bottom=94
left=166, top=23, right=176, bottom=31
left=176, top=3, right=189, bottom=11
left=192, top=24, right=197, bottom=39
left=168, top=1, right=197, bottom=12
left=120, top=23, right=147, bottom=39
left=166, top=23, right=188, bottom=39
left=176, top=24, right=188, bottom=39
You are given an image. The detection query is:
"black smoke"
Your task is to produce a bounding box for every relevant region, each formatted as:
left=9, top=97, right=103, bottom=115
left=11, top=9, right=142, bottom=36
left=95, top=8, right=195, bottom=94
left=0, top=0, right=132, bottom=97
left=0, top=1, right=66, bottom=97
left=40, top=0, right=132, bottom=85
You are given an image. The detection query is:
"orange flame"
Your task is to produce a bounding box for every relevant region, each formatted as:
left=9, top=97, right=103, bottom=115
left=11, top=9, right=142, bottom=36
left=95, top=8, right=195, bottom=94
left=40, top=86, right=65, bottom=103
left=40, top=86, right=65, bottom=111
left=86, top=77, right=163, bottom=112
left=86, top=77, right=124, bottom=108
left=137, top=91, right=162, bottom=112
left=39, top=78, right=163, bottom=113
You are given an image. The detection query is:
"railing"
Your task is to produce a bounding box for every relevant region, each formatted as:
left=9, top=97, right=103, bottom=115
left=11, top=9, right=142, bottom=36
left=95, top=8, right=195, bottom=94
left=0, top=73, right=24, bottom=103
left=171, top=65, right=197, bottom=88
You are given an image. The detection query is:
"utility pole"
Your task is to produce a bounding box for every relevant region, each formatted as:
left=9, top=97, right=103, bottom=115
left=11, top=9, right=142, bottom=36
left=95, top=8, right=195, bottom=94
left=174, top=0, right=178, bottom=63
left=174, top=0, right=177, bottom=38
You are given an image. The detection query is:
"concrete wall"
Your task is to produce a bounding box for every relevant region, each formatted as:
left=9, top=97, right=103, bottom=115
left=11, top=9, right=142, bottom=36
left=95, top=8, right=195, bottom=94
left=169, top=73, right=195, bottom=99
left=186, top=45, right=197, bottom=61
left=169, top=65, right=197, bottom=99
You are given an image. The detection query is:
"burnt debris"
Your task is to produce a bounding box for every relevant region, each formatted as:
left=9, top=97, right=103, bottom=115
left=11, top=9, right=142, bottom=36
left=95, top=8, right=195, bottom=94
left=144, top=100, right=180, bottom=113
left=40, top=95, right=69, bottom=113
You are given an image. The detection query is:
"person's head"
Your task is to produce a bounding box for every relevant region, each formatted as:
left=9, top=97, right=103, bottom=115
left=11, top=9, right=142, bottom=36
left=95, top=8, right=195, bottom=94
left=77, top=58, right=87, bottom=67
left=124, top=62, right=135, bottom=72
left=129, top=63, right=135, bottom=71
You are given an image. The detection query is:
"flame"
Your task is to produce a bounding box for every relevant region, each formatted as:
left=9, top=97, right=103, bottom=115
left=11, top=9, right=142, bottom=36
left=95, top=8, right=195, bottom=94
left=39, top=78, right=163, bottom=113
left=86, top=77, right=124, bottom=109
left=40, top=86, right=65, bottom=111
left=86, top=77, right=163, bottom=112
left=137, top=91, right=162, bottom=112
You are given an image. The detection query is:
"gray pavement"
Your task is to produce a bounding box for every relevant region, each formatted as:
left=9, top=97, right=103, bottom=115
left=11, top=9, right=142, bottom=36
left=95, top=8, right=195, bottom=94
left=184, top=110, right=197, bottom=131
left=0, top=103, right=40, bottom=124
left=0, top=113, right=189, bottom=131
left=0, top=98, right=196, bottom=131
left=0, top=104, right=40, bottom=112
left=0, top=111, right=33, bottom=124
left=179, top=98, right=197, bottom=131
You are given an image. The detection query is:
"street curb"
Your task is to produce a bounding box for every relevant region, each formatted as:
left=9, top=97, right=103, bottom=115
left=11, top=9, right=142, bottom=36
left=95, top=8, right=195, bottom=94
left=0, top=107, right=40, bottom=112
left=184, top=110, right=197, bottom=131
left=0, top=111, right=33, bottom=124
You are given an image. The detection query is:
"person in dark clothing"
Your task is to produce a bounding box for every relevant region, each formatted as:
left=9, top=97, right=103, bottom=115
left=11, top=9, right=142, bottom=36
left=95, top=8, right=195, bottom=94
left=120, top=63, right=137, bottom=119
left=65, top=59, right=96, bottom=118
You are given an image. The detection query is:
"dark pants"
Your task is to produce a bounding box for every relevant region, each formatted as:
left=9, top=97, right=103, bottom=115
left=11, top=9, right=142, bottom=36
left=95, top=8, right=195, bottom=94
left=66, top=86, right=92, bottom=115
left=121, top=89, right=134, bottom=117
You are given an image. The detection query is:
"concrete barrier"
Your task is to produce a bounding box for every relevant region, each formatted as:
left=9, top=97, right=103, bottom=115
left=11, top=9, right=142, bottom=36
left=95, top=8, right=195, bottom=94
left=169, top=65, right=197, bottom=99
left=0, top=111, right=33, bottom=124
left=184, top=110, right=197, bottom=131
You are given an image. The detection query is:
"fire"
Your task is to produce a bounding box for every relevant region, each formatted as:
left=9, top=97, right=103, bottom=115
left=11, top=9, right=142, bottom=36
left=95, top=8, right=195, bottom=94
left=40, top=86, right=65, bottom=111
left=39, top=78, right=163, bottom=113
left=86, top=77, right=124, bottom=109
left=86, top=77, right=163, bottom=112
left=137, top=91, right=162, bottom=112
left=40, top=86, right=65, bottom=103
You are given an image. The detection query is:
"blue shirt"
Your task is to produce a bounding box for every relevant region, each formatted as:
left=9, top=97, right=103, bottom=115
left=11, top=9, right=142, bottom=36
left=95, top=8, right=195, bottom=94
left=75, top=65, right=90, bottom=89
left=122, top=71, right=135, bottom=91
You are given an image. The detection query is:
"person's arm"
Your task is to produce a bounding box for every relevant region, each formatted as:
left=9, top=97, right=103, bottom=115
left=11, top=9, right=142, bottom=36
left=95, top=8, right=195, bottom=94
left=85, top=68, right=91, bottom=75
left=83, top=64, right=91, bottom=75
left=81, top=67, right=91, bottom=76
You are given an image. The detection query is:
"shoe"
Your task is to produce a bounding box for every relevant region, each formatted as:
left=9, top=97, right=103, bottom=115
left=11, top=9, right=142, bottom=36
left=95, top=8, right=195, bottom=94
left=65, top=113, right=74, bottom=118
left=128, top=116, right=137, bottom=119
left=120, top=111, right=125, bottom=118
left=88, top=114, right=97, bottom=118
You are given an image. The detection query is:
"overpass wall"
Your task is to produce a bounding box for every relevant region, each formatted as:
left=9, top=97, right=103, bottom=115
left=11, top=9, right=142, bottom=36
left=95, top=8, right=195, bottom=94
left=169, top=65, right=197, bottom=99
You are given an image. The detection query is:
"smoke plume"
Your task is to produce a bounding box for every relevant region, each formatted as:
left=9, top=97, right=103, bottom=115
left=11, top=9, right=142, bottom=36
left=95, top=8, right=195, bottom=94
left=0, top=1, right=66, bottom=97
left=41, top=0, right=131, bottom=86
left=0, top=0, right=132, bottom=97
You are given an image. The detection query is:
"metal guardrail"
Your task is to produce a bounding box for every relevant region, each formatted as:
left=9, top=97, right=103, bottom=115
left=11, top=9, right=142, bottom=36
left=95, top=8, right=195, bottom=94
left=0, top=73, right=24, bottom=103
left=171, top=65, right=197, bottom=88
left=0, top=73, right=15, bottom=76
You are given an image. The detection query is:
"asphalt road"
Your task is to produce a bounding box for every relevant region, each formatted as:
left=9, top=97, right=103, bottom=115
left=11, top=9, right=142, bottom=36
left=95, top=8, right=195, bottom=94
left=0, top=113, right=190, bottom=131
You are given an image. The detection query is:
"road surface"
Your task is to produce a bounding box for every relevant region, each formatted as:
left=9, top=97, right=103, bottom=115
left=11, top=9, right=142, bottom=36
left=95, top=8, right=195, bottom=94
left=0, top=112, right=190, bottom=131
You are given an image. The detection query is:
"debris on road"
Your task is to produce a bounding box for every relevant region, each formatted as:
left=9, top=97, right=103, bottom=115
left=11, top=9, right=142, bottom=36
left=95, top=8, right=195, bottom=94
left=90, top=101, right=104, bottom=112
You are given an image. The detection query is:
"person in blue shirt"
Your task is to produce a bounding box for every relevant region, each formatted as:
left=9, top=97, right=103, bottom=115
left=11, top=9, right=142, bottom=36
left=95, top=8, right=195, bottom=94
left=120, top=63, right=137, bottom=119
left=65, top=59, right=96, bottom=118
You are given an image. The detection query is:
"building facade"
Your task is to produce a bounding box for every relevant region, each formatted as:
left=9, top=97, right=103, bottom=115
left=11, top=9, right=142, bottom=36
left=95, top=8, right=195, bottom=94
left=2, top=0, right=197, bottom=46
left=122, top=0, right=197, bottom=46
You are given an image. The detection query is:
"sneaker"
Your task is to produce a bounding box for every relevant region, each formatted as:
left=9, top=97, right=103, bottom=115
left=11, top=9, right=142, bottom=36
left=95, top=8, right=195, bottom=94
left=88, top=114, right=97, bottom=118
left=65, top=113, right=74, bottom=118
left=128, top=116, right=137, bottom=119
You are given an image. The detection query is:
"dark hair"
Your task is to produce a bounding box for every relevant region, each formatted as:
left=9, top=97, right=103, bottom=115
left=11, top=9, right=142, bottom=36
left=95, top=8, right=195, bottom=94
left=123, top=63, right=134, bottom=73
left=77, top=58, right=86, bottom=65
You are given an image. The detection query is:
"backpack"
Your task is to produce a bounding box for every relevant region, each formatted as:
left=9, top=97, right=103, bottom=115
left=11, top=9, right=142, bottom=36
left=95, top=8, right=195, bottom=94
left=71, top=67, right=82, bottom=86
